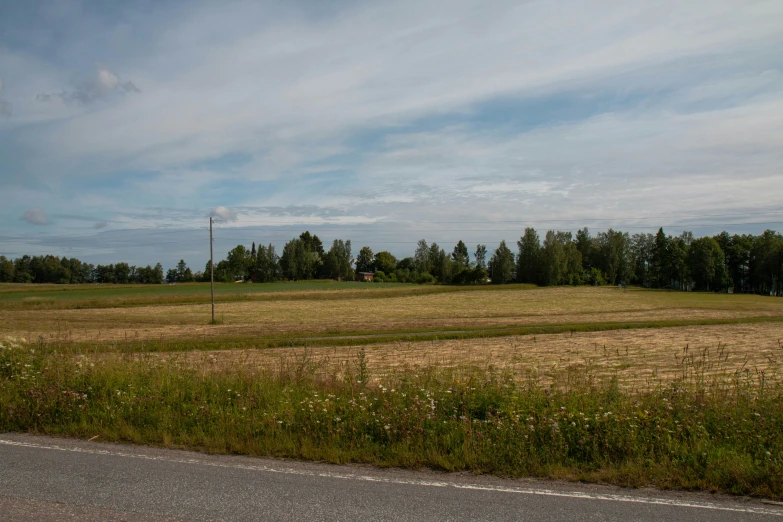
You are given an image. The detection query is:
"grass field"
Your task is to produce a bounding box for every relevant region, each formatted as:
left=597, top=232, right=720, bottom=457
left=0, top=281, right=418, bottom=309
left=2, top=282, right=782, bottom=498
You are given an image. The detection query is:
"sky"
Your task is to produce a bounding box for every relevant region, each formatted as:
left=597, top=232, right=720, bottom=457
left=1, top=0, right=782, bottom=270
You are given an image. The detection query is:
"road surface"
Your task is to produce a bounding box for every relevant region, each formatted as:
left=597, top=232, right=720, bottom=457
left=1, top=433, right=781, bottom=521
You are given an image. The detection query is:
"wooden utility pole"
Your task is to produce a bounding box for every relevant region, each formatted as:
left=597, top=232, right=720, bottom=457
left=209, top=216, right=215, bottom=323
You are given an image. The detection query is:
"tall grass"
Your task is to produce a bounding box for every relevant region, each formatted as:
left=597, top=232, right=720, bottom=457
left=1, top=336, right=782, bottom=499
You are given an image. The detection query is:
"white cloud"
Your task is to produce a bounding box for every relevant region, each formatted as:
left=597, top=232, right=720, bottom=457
left=20, top=208, right=50, bottom=225
left=20, top=0, right=781, bottom=172
left=96, top=68, right=119, bottom=90
left=35, top=66, right=140, bottom=105
left=210, top=206, right=238, bottom=222
left=1, top=0, right=783, bottom=252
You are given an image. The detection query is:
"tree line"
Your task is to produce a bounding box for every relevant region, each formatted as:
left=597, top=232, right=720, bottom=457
left=2, top=227, right=782, bottom=295
left=0, top=255, right=165, bottom=284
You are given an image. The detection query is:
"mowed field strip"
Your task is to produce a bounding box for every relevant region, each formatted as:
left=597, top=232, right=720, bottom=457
left=112, top=322, right=783, bottom=388
left=2, top=285, right=782, bottom=344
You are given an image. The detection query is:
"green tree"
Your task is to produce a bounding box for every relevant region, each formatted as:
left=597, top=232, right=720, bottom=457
left=669, top=235, right=690, bottom=290
left=751, top=230, right=783, bottom=295
left=323, top=239, right=353, bottom=280
left=451, top=240, right=470, bottom=271
left=652, top=228, right=670, bottom=288
left=0, top=256, right=15, bottom=282
left=689, top=237, right=728, bottom=291
left=255, top=244, right=279, bottom=282
left=373, top=251, right=397, bottom=274
left=595, top=229, right=632, bottom=285
left=630, top=233, right=655, bottom=286
left=176, top=259, right=193, bottom=282
left=414, top=239, right=431, bottom=274
left=226, top=245, right=251, bottom=280
left=114, top=262, right=131, bottom=284
left=724, top=234, right=753, bottom=293
left=428, top=242, right=447, bottom=281
left=355, top=246, right=374, bottom=273
left=489, top=240, right=515, bottom=284
left=575, top=227, right=592, bottom=270
left=516, top=228, right=541, bottom=284
left=13, top=255, right=33, bottom=283
left=474, top=244, right=487, bottom=270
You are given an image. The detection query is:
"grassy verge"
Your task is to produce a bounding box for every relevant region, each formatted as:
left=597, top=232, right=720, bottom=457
left=1, top=338, right=781, bottom=498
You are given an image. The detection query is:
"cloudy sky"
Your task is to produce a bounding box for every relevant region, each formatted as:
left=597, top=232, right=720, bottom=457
left=1, top=0, right=782, bottom=269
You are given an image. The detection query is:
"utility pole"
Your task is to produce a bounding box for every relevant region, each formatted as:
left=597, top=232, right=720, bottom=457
left=209, top=216, right=215, bottom=324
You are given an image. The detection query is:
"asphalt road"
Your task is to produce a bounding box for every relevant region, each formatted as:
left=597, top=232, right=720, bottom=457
left=1, top=434, right=781, bottom=521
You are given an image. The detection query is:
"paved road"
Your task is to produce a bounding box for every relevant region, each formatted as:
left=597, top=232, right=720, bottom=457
left=1, top=434, right=781, bottom=521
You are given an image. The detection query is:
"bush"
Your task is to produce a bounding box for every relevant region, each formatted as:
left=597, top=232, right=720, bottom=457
left=587, top=268, right=606, bottom=286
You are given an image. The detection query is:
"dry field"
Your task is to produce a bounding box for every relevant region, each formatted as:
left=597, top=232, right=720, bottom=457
left=3, top=285, right=782, bottom=343
left=5, top=283, right=783, bottom=497
left=4, top=283, right=782, bottom=387
left=116, top=322, right=783, bottom=389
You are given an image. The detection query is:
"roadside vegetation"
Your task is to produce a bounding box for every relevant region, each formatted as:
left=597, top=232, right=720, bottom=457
left=1, top=283, right=781, bottom=498
left=1, top=336, right=781, bottom=499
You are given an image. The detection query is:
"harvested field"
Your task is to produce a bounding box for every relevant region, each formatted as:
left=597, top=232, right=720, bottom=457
left=4, top=282, right=783, bottom=499
left=3, top=286, right=782, bottom=343
left=128, top=322, right=783, bottom=388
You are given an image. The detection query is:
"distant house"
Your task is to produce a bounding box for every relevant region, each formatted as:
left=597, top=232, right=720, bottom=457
left=357, top=272, right=375, bottom=282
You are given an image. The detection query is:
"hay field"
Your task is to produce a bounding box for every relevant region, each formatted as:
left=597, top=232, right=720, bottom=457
left=118, top=322, right=783, bottom=388
left=2, top=285, right=781, bottom=343
left=3, top=283, right=782, bottom=386
left=5, top=283, right=783, bottom=497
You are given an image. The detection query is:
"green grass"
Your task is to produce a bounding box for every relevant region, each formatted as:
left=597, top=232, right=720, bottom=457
left=0, top=281, right=407, bottom=303
left=1, top=338, right=781, bottom=499
left=0, top=281, right=539, bottom=310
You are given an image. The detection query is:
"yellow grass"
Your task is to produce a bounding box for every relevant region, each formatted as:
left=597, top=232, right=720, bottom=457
left=137, top=322, right=783, bottom=388
left=3, top=286, right=781, bottom=342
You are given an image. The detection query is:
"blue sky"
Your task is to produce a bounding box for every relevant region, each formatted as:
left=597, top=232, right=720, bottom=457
left=1, top=0, right=782, bottom=269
